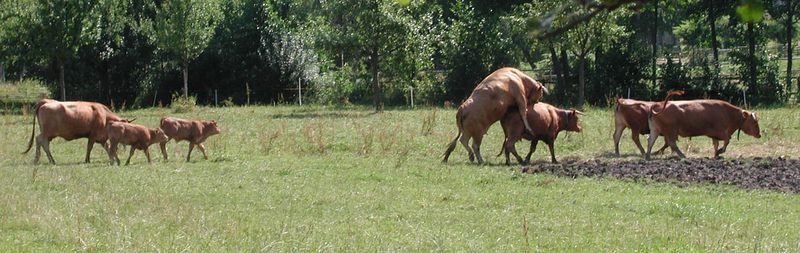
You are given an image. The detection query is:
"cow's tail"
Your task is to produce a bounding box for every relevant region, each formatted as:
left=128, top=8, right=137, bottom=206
left=442, top=108, right=465, bottom=163
left=22, top=100, right=47, bottom=154
left=650, top=90, right=684, bottom=117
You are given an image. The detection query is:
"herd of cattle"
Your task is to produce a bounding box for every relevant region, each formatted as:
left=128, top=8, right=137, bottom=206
left=22, top=99, right=219, bottom=165
left=443, top=67, right=762, bottom=165
left=17, top=67, right=761, bottom=166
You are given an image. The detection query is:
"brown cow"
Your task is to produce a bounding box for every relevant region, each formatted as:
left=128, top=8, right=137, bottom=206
left=106, top=121, right=168, bottom=165
left=645, top=91, right=761, bottom=159
left=159, top=117, right=220, bottom=162
left=497, top=103, right=582, bottom=165
left=442, top=67, right=548, bottom=164
left=614, top=98, right=669, bottom=156
left=22, top=99, right=132, bottom=164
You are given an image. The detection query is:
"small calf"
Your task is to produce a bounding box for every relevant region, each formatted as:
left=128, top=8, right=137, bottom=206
left=498, top=102, right=582, bottom=165
left=159, top=117, right=220, bottom=162
left=106, top=121, right=168, bottom=165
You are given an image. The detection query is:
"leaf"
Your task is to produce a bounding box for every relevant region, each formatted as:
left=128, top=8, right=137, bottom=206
left=736, top=0, right=764, bottom=23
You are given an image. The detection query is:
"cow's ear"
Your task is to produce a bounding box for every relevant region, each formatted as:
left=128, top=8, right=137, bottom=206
left=742, top=110, right=749, bottom=120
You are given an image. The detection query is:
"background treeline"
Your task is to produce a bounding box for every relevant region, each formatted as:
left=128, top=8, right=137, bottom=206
left=0, top=0, right=798, bottom=109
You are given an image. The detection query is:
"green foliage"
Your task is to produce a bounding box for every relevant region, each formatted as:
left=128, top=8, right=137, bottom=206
left=728, top=48, right=785, bottom=105
left=170, top=93, right=197, bottom=113
left=0, top=79, right=50, bottom=103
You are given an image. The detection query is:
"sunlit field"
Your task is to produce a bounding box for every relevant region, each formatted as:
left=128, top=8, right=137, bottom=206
left=1, top=105, right=799, bottom=251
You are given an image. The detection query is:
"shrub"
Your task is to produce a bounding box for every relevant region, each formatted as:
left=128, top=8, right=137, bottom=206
left=171, top=93, right=197, bottom=113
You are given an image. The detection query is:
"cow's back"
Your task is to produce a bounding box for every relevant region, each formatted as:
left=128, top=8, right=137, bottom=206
left=658, top=100, right=742, bottom=138
left=617, top=99, right=656, bottom=134
left=160, top=117, right=197, bottom=141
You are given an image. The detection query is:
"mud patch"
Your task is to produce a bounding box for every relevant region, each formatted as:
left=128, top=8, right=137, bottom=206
left=521, top=157, right=800, bottom=193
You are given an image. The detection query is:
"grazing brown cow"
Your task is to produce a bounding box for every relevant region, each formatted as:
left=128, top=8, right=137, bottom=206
left=106, top=122, right=168, bottom=165
left=646, top=91, right=761, bottom=159
left=22, top=99, right=132, bottom=164
left=497, top=103, right=582, bottom=165
left=159, top=117, right=220, bottom=162
left=614, top=98, right=669, bottom=156
left=442, top=67, right=548, bottom=164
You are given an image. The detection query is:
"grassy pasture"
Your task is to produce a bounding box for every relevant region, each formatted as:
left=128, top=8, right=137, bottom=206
left=1, top=105, right=800, bottom=251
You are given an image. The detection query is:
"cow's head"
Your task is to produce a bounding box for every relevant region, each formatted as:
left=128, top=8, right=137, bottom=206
left=151, top=128, right=169, bottom=144
left=204, top=120, right=221, bottom=136
left=741, top=110, right=761, bottom=138
left=566, top=109, right=583, bottom=132
left=527, top=81, right=548, bottom=105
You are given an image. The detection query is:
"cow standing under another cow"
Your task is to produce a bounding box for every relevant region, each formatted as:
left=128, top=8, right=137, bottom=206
left=159, top=117, right=220, bottom=162
left=22, top=99, right=132, bottom=164
left=107, top=122, right=168, bottom=165
left=442, top=67, right=548, bottom=164
left=646, top=91, right=761, bottom=159
left=497, top=103, right=582, bottom=165
left=614, top=98, right=669, bottom=156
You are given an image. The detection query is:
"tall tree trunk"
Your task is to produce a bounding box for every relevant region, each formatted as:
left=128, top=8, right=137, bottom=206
left=787, top=0, right=794, bottom=96
left=549, top=45, right=563, bottom=89
left=709, top=0, right=720, bottom=87
left=747, top=22, right=757, bottom=94
left=182, top=58, right=189, bottom=98
left=370, top=49, right=383, bottom=112
left=652, top=0, right=658, bottom=88
left=58, top=58, right=66, bottom=101
left=560, top=47, right=569, bottom=90
left=0, top=62, right=5, bottom=82
left=519, top=42, right=537, bottom=70
left=578, top=55, right=586, bottom=108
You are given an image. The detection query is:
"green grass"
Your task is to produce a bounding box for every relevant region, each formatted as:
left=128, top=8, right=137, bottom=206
left=1, top=105, right=800, bottom=251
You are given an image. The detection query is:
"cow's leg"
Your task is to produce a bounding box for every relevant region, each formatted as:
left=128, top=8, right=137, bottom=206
left=712, top=139, right=721, bottom=159
left=513, top=93, right=533, bottom=134
left=160, top=140, right=169, bottom=161
left=718, top=138, right=730, bottom=157
left=524, top=140, right=539, bottom=164
left=34, top=135, right=43, bottom=164
left=667, top=136, right=686, bottom=158
left=85, top=139, right=94, bottom=163
left=472, top=135, right=485, bottom=165
left=632, top=134, right=647, bottom=155
left=547, top=141, right=557, bottom=163
left=505, top=139, right=524, bottom=165
left=613, top=126, right=624, bottom=156
left=186, top=143, right=195, bottom=162
left=645, top=131, right=658, bottom=160
left=459, top=134, right=474, bottom=162
left=502, top=139, right=512, bottom=165
left=197, top=144, right=209, bottom=160
left=655, top=137, right=670, bottom=155
left=125, top=147, right=135, bottom=165
left=109, top=141, right=117, bottom=165
left=40, top=136, right=55, bottom=164
left=144, top=148, right=152, bottom=164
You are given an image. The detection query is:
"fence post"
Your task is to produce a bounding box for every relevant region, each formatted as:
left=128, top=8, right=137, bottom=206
left=410, top=86, right=414, bottom=108
left=215, top=89, right=218, bottom=107
left=743, top=89, right=748, bottom=109
left=298, top=78, right=303, bottom=106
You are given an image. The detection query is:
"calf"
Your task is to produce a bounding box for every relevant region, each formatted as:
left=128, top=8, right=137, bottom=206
left=107, top=121, right=168, bottom=165
left=159, top=117, right=220, bottom=162
left=22, top=99, right=132, bottom=164
left=497, top=103, right=582, bottom=165
left=646, top=91, right=761, bottom=159
left=614, top=98, right=669, bottom=156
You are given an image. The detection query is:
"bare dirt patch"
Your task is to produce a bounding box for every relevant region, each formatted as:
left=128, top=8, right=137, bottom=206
left=522, top=157, right=800, bottom=193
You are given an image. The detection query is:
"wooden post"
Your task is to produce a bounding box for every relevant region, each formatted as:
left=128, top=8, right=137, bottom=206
left=298, top=78, right=303, bottom=106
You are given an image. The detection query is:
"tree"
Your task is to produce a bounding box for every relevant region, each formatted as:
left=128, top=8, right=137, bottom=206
left=563, top=10, right=629, bottom=107
left=322, top=0, right=432, bottom=112
left=28, top=0, right=98, bottom=100
left=145, top=0, right=222, bottom=99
